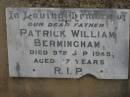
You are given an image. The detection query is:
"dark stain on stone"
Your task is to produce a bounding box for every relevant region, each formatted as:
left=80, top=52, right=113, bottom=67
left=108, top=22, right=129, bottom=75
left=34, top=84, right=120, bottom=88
left=112, top=55, right=115, bottom=59
left=33, top=69, right=35, bottom=72
left=114, top=26, right=118, bottom=44
left=16, top=62, right=21, bottom=77
left=103, top=45, right=106, bottom=50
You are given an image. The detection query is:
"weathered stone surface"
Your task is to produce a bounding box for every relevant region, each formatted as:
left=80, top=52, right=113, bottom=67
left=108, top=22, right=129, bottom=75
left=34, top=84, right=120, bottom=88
left=6, top=8, right=129, bottom=79
left=0, top=0, right=129, bottom=97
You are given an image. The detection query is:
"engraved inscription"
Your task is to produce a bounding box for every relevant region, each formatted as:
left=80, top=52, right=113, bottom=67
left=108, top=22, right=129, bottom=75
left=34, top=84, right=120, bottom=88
left=6, top=8, right=129, bottom=79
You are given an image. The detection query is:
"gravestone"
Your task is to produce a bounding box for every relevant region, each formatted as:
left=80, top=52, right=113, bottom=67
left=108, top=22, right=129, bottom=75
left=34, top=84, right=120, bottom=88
left=6, top=8, right=129, bottom=79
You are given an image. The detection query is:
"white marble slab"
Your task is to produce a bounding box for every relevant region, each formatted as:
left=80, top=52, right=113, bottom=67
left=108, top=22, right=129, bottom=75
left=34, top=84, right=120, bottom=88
left=6, top=8, right=129, bottom=79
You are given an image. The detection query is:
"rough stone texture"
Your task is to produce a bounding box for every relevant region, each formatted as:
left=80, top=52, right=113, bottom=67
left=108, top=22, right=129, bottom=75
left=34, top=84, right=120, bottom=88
left=0, top=0, right=130, bottom=97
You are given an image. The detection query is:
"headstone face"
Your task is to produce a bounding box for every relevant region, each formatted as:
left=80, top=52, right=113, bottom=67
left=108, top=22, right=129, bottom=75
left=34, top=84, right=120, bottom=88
left=6, top=8, right=129, bottom=79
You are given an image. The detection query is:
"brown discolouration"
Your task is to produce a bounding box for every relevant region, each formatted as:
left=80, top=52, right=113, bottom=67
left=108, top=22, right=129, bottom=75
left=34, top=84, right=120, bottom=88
left=0, top=0, right=130, bottom=97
